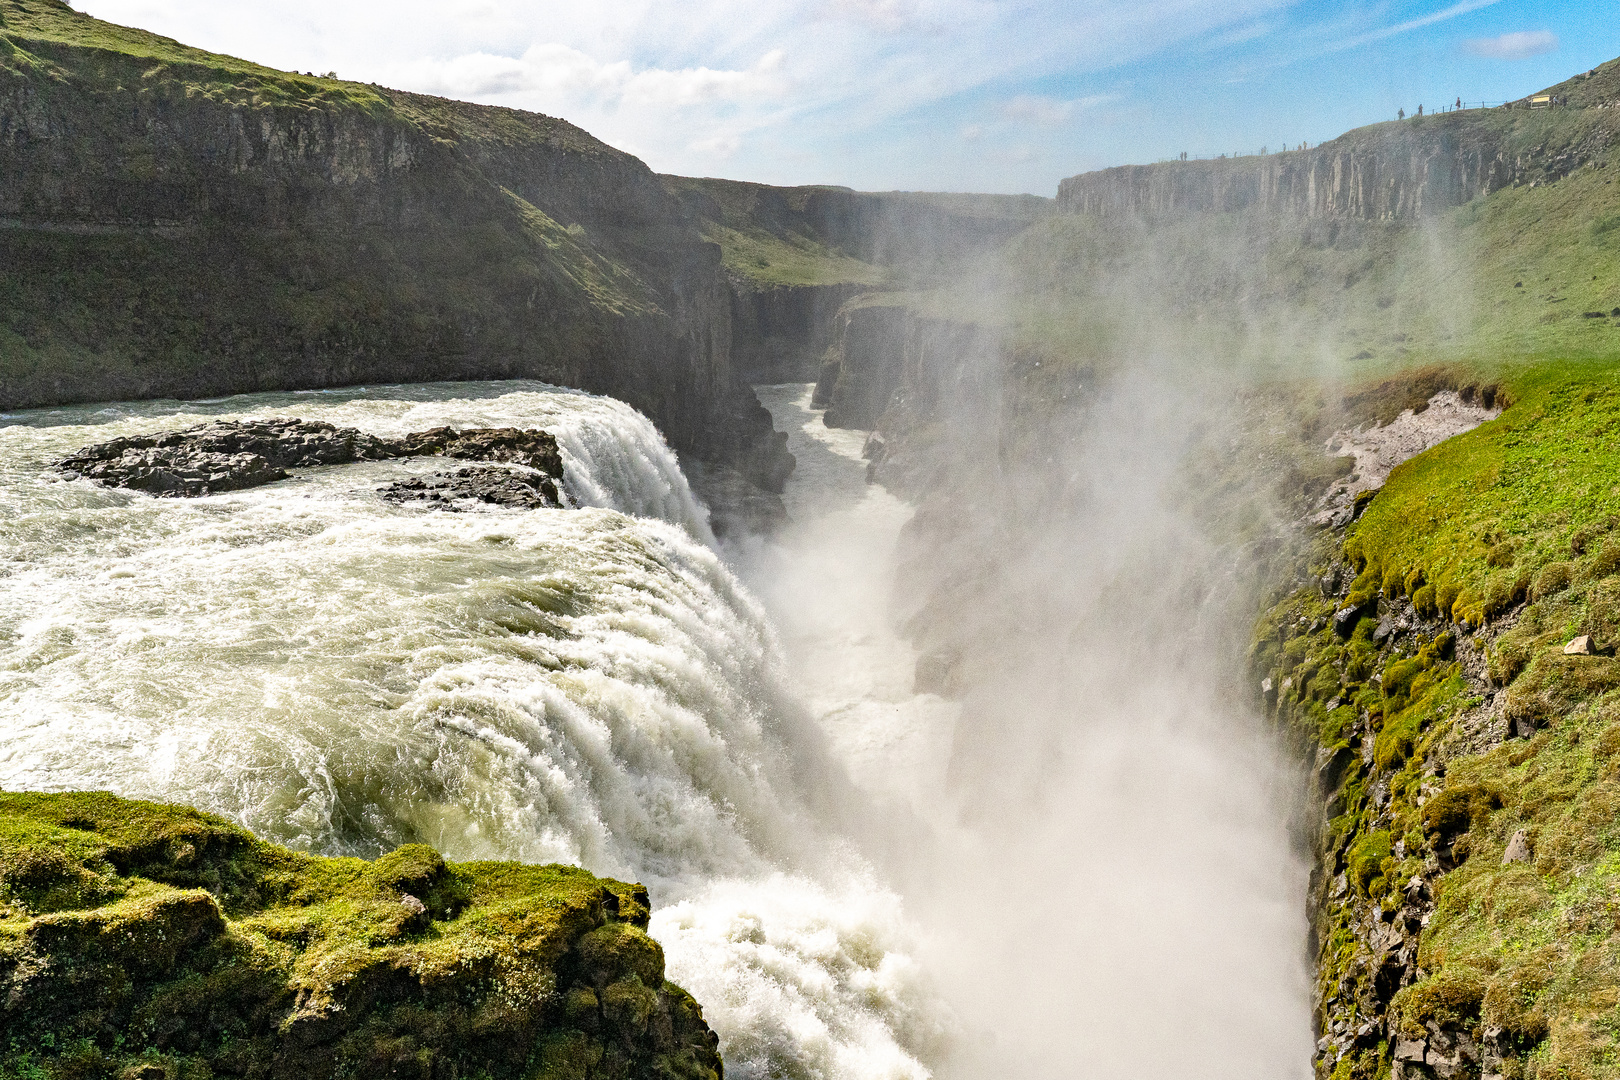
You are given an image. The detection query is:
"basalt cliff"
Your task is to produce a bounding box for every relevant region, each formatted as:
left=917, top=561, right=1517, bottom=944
left=1058, top=61, right=1620, bottom=222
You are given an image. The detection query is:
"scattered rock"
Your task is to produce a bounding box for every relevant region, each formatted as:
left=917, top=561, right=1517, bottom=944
left=59, top=419, right=565, bottom=502
left=1564, top=634, right=1596, bottom=655
left=1394, top=1038, right=1427, bottom=1062
left=1313, top=391, right=1501, bottom=527
left=1502, top=829, right=1532, bottom=865
left=379, top=466, right=560, bottom=510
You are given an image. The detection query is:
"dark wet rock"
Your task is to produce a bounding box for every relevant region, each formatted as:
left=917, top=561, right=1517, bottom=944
left=914, top=648, right=964, bottom=698
left=1333, top=598, right=1376, bottom=637
left=57, top=418, right=390, bottom=495
left=379, top=466, right=560, bottom=510
left=59, top=419, right=565, bottom=502
left=392, top=426, right=565, bottom=476
left=684, top=460, right=788, bottom=538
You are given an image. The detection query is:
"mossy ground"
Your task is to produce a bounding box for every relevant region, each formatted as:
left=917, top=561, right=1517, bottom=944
left=0, top=791, right=720, bottom=1080
left=1253, top=356, right=1620, bottom=1080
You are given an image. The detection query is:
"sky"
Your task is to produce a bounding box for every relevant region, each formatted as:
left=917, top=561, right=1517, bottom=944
left=70, top=0, right=1620, bottom=195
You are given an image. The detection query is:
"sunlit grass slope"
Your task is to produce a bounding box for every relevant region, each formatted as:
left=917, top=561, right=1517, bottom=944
left=1252, top=355, right=1620, bottom=1080
left=0, top=791, right=720, bottom=1080
left=660, top=174, right=1051, bottom=290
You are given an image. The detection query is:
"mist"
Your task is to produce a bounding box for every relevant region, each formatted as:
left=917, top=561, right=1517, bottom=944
left=736, top=326, right=1317, bottom=1077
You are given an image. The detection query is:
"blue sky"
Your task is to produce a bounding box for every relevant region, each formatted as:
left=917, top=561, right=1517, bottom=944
left=72, top=0, right=1620, bottom=195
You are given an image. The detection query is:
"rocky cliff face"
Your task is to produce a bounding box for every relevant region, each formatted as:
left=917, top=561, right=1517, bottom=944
left=1058, top=60, right=1620, bottom=222
left=812, top=303, right=1004, bottom=432
left=728, top=281, right=866, bottom=382
left=661, top=175, right=1049, bottom=386
left=0, top=0, right=788, bottom=488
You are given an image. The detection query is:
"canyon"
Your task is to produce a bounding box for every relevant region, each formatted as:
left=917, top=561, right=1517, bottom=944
left=6, top=2, right=1620, bottom=1079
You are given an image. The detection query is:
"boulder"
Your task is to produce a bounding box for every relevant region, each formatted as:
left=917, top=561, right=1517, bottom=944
left=1564, top=634, right=1596, bottom=655
left=1333, top=598, right=1375, bottom=637
left=1502, top=828, right=1532, bottom=865
left=379, top=466, right=561, bottom=510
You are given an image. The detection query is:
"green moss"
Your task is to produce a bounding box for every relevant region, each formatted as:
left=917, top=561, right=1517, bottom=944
left=0, top=791, right=721, bottom=1080
left=1391, top=966, right=1487, bottom=1038
left=1349, top=830, right=1394, bottom=896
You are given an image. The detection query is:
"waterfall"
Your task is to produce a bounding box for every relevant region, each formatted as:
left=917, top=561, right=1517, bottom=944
left=0, top=380, right=937, bottom=1080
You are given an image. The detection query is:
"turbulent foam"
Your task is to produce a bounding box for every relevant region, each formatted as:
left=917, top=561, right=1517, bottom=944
left=0, top=381, right=930, bottom=1080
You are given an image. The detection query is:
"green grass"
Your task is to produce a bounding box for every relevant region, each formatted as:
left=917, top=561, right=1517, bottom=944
left=703, top=222, right=890, bottom=289
left=0, top=0, right=388, bottom=112
left=1250, top=354, right=1620, bottom=1080
left=0, top=790, right=719, bottom=1080
left=1345, top=361, right=1620, bottom=627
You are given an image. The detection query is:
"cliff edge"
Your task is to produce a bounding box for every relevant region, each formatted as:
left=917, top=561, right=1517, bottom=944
left=0, top=790, right=722, bottom=1079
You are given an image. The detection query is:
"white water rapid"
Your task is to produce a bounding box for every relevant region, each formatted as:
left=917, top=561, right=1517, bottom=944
left=0, top=381, right=938, bottom=1080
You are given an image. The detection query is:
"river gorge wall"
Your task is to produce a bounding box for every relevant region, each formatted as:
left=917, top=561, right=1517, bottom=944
left=1058, top=62, right=1620, bottom=222
left=0, top=0, right=788, bottom=488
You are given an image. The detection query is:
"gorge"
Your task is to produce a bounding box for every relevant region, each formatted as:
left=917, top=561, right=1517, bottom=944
left=6, top=2, right=1620, bottom=1079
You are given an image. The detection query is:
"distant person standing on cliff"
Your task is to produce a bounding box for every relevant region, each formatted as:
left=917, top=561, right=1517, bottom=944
left=1417, top=104, right=1423, bottom=116
left=1398, top=108, right=1405, bottom=119
left=1456, top=96, right=1463, bottom=110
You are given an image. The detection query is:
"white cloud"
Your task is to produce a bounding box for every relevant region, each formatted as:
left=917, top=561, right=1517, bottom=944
left=623, top=49, right=788, bottom=107
left=822, top=0, right=922, bottom=33
left=390, top=43, right=785, bottom=109
left=1209, top=19, right=1277, bottom=47
left=960, top=123, right=984, bottom=141
left=1323, top=0, right=1505, bottom=55
left=72, top=0, right=1300, bottom=190
left=998, top=93, right=1115, bottom=126
left=1462, top=30, right=1559, bottom=60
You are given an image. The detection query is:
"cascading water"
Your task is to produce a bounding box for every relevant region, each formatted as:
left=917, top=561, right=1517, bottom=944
left=1, top=373, right=1312, bottom=1079
left=0, top=380, right=940, bottom=1080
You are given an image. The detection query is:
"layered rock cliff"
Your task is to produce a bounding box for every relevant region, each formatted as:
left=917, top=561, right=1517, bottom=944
left=0, top=0, right=788, bottom=488
left=1058, top=59, right=1620, bottom=222
left=661, top=175, right=1049, bottom=383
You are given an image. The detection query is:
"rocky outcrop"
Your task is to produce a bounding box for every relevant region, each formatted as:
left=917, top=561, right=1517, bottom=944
left=729, top=281, right=867, bottom=382
left=0, top=0, right=790, bottom=493
left=0, top=790, right=723, bottom=1080
left=1059, top=126, right=1521, bottom=222
left=379, top=465, right=562, bottom=510
left=57, top=418, right=565, bottom=501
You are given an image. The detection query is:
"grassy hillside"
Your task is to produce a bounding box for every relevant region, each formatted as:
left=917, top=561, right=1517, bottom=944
left=1251, top=357, right=1620, bottom=1080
